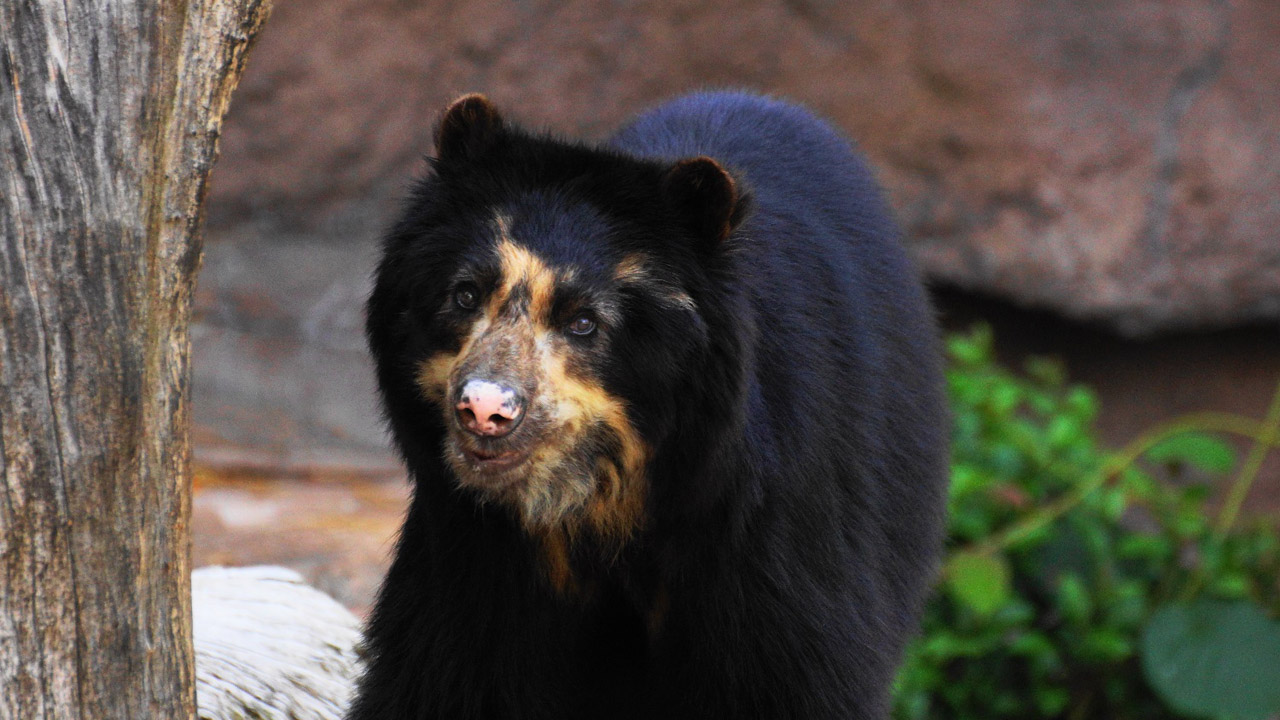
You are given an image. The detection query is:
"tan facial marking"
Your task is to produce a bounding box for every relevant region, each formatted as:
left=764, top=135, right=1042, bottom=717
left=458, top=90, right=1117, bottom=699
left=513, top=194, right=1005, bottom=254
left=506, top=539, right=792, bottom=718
left=494, top=234, right=647, bottom=541
left=461, top=311, right=646, bottom=552
left=414, top=314, right=493, bottom=402
left=416, top=353, right=455, bottom=402
left=414, top=223, right=554, bottom=405
left=542, top=348, right=649, bottom=545
left=495, top=236, right=557, bottom=323
left=613, top=253, right=651, bottom=284
left=615, top=253, right=697, bottom=314
left=417, top=221, right=649, bottom=589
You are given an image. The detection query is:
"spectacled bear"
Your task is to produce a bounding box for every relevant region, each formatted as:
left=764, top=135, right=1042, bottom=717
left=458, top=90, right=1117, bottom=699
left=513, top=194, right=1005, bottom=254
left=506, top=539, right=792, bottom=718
left=352, top=90, right=948, bottom=720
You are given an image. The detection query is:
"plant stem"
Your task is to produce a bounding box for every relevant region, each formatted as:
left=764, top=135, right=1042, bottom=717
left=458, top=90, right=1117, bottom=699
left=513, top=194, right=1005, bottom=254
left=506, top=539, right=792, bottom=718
left=970, top=405, right=1280, bottom=557
left=1176, top=379, right=1280, bottom=601
left=1214, top=379, right=1280, bottom=537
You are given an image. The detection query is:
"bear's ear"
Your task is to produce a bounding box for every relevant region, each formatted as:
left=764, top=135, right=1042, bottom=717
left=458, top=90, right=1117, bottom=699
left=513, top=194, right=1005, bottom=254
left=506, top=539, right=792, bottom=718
left=434, top=94, right=504, bottom=162
left=661, top=156, right=746, bottom=247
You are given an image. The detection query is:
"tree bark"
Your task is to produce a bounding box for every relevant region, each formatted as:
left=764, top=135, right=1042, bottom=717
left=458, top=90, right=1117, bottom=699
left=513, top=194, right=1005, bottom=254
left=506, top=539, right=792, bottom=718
left=0, top=1, right=271, bottom=717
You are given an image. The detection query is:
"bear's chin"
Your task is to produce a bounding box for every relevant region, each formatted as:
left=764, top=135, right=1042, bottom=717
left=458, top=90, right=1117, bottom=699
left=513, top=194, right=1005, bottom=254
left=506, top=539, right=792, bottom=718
left=443, top=435, right=533, bottom=490
left=443, top=433, right=599, bottom=529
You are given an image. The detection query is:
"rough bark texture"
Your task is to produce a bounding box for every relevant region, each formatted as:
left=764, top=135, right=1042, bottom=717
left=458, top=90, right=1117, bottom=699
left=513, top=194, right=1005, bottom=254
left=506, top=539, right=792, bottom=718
left=0, top=1, right=271, bottom=718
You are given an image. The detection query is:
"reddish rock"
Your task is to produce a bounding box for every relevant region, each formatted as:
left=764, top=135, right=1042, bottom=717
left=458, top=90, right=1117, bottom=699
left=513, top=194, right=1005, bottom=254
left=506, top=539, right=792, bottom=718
left=208, top=0, right=1280, bottom=334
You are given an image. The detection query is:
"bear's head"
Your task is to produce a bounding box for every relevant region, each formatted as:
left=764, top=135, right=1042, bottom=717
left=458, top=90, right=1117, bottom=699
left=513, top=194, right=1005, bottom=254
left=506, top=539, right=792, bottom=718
left=367, top=95, right=752, bottom=547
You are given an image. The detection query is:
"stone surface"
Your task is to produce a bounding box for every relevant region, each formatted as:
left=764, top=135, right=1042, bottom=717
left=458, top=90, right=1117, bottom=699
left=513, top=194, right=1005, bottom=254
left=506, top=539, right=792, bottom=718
left=206, top=0, right=1280, bottom=334
left=192, top=231, right=396, bottom=470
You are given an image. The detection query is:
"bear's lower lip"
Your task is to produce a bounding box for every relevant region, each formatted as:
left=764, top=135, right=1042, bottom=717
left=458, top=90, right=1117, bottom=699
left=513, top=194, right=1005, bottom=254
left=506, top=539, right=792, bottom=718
left=462, top=447, right=529, bottom=471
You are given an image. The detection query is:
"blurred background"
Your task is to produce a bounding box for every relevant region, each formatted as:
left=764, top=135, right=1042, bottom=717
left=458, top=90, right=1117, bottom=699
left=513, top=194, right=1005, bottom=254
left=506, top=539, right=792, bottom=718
left=189, top=1, right=1280, bottom=716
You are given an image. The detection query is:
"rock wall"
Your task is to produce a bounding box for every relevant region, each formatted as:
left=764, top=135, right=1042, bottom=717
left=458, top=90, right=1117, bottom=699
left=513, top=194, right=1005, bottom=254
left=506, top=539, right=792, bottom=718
left=193, top=0, right=1280, bottom=481
left=208, top=0, right=1280, bottom=333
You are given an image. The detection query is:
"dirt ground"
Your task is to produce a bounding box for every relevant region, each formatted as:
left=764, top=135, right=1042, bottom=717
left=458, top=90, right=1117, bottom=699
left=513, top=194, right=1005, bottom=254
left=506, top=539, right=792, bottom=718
left=192, top=466, right=408, bottom=616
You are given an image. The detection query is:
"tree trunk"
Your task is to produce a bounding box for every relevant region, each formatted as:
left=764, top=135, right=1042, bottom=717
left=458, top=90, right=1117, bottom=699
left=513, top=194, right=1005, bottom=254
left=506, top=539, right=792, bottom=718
left=0, top=1, right=271, bottom=717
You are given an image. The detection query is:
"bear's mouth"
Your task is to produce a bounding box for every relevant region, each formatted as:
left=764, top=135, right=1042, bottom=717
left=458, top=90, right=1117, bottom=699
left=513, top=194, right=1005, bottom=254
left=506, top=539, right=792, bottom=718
left=445, top=426, right=543, bottom=488
left=461, top=445, right=529, bottom=471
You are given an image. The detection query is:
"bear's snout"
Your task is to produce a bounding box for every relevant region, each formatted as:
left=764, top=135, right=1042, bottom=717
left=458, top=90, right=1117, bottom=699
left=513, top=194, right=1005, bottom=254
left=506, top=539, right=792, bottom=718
left=455, top=378, right=526, bottom=437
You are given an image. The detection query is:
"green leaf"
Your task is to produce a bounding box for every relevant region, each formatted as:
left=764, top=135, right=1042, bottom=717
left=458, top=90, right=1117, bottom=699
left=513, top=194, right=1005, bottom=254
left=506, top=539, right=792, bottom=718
left=1173, top=503, right=1210, bottom=539
left=945, top=551, right=1011, bottom=616
left=948, top=463, right=989, bottom=499
left=947, top=326, right=992, bottom=366
left=1120, top=466, right=1158, bottom=500
left=1056, top=574, right=1092, bottom=624
left=1117, top=534, right=1170, bottom=562
left=987, top=383, right=1021, bottom=417
left=1079, top=628, right=1133, bottom=663
left=1046, top=414, right=1084, bottom=449
left=1034, top=686, right=1070, bottom=716
left=1100, top=486, right=1128, bottom=521
left=1145, top=433, right=1237, bottom=474
left=1107, top=581, right=1150, bottom=628
left=1008, top=631, right=1055, bottom=658
left=1208, top=572, right=1250, bottom=600
left=1141, top=600, right=1280, bottom=720
left=1065, top=386, right=1099, bottom=421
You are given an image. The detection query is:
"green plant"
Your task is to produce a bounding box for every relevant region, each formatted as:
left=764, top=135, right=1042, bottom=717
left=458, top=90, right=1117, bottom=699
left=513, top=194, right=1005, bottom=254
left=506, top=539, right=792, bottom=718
left=893, top=325, right=1280, bottom=720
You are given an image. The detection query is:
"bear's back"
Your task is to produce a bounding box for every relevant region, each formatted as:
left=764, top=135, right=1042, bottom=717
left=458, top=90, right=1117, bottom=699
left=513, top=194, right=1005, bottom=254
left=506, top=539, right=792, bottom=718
left=612, top=91, right=943, bottom=484
left=609, top=92, right=948, bottom=720
left=609, top=90, right=899, bottom=248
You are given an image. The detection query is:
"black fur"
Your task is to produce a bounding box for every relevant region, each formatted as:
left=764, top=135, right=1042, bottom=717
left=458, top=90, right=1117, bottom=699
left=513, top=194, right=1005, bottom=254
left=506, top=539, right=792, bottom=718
left=353, top=91, right=949, bottom=720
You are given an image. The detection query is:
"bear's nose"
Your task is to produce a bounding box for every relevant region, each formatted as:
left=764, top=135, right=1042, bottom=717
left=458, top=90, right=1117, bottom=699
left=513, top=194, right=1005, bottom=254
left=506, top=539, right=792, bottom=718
left=455, top=379, right=525, bottom=437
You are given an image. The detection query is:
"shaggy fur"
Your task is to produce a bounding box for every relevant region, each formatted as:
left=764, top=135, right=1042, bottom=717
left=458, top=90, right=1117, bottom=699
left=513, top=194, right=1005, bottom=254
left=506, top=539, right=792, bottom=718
left=352, top=91, right=948, bottom=720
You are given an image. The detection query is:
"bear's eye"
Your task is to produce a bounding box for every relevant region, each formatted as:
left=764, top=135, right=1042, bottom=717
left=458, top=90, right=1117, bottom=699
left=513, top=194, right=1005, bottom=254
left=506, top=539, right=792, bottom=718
left=567, top=313, right=597, bottom=337
left=454, top=282, right=480, bottom=311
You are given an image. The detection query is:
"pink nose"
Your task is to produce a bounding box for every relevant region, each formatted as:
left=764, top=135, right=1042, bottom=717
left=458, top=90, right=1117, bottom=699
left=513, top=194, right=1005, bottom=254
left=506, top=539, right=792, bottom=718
left=455, top=379, right=525, bottom=437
